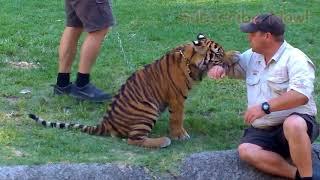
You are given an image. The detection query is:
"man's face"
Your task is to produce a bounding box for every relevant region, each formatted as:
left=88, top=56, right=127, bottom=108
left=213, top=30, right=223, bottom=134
left=247, top=31, right=268, bottom=53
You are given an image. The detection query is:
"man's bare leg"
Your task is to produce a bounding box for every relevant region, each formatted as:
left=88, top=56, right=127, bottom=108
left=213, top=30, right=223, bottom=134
left=55, top=27, right=83, bottom=92
left=70, top=28, right=112, bottom=102
left=238, top=143, right=297, bottom=178
left=58, top=27, right=83, bottom=73
left=78, top=28, right=109, bottom=74
left=284, top=115, right=313, bottom=178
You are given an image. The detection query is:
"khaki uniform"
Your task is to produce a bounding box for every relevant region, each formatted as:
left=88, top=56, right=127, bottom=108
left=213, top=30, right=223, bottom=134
left=227, top=41, right=317, bottom=128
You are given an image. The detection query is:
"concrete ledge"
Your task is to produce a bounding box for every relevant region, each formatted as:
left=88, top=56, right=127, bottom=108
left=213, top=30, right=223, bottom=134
left=180, top=144, right=320, bottom=180
left=0, top=144, right=319, bottom=180
left=0, top=163, right=153, bottom=180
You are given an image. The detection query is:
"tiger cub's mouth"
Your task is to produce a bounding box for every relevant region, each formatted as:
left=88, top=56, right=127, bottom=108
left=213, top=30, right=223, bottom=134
left=198, top=57, right=224, bottom=73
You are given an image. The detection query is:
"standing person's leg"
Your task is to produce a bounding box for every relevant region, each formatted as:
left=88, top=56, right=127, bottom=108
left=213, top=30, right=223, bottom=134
left=58, top=27, right=83, bottom=74
left=74, top=28, right=109, bottom=88
left=69, top=0, right=115, bottom=102
left=56, top=27, right=82, bottom=90
left=78, top=29, right=109, bottom=74
left=54, top=0, right=83, bottom=95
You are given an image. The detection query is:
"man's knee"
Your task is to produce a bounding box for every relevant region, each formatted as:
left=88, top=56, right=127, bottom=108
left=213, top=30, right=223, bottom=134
left=238, top=143, right=261, bottom=162
left=283, top=115, right=308, bottom=139
left=88, top=28, right=109, bottom=38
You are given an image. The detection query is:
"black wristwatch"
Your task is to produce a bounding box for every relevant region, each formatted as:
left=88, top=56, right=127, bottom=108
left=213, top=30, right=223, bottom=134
left=261, top=102, right=271, bottom=114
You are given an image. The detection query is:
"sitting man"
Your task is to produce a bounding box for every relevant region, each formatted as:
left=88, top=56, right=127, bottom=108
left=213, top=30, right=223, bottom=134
left=208, top=13, right=319, bottom=179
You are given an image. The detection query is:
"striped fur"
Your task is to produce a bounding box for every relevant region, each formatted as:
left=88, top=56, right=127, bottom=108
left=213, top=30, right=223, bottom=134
left=29, top=34, right=226, bottom=148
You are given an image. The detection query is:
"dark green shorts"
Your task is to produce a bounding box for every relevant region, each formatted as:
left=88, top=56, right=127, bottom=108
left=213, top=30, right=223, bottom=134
left=65, top=0, right=115, bottom=32
left=240, top=113, right=319, bottom=158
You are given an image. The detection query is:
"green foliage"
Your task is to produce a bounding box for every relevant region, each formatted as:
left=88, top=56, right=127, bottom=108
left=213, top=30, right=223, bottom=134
left=0, top=0, right=319, bottom=172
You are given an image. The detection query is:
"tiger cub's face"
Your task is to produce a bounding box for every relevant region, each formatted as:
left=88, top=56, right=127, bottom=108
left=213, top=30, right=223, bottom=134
left=191, top=34, right=225, bottom=73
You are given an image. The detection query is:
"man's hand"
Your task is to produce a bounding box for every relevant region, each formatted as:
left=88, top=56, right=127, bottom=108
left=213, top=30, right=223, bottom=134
left=244, top=104, right=266, bottom=125
left=207, top=65, right=226, bottom=79
left=224, top=51, right=241, bottom=65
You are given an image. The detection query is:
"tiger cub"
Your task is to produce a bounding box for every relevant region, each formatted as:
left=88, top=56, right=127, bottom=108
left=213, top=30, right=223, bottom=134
left=29, top=34, right=230, bottom=148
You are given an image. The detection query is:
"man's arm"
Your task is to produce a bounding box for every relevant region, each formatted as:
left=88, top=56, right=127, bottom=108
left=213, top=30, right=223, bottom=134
left=244, top=90, right=308, bottom=124
left=268, top=90, right=308, bottom=112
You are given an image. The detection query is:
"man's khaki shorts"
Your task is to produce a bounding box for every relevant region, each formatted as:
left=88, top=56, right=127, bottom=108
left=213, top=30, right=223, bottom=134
left=65, top=0, right=115, bottom=32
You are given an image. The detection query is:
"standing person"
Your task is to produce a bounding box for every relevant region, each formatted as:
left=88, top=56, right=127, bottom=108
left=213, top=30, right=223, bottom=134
left=208, top=13, right=319, bottom=179
left=53, top=0, right=115, bottom=102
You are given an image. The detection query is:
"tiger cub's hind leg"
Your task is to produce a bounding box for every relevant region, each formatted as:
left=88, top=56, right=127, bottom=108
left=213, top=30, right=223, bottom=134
left=127, top=136, right=171, bottom=148
left=127, top=124, right=171, bottom=148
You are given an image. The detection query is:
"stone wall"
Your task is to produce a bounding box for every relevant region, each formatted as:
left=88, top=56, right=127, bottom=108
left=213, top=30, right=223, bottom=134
left=0, top=144, right=319, bottom=180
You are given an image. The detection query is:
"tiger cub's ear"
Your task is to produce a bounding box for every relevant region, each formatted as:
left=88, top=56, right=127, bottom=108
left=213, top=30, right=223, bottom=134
left=197, top=33, right=206, bottom=40
left=193, top=33, right=206, bottom=46
left=193, top=40, right=200, bottom=46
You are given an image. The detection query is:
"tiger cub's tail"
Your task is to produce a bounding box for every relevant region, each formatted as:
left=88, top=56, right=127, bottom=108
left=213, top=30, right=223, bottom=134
left=28, top=114, right=109, bottom=136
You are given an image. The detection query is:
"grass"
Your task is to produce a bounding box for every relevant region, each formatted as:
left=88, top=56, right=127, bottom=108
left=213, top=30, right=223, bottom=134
left=0, top=0, right=319, bottom=173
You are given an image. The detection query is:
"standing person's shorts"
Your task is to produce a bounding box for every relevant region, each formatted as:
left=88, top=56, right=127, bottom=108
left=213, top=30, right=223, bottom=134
left=240, top=113, right=320, bottom=158
left=65, top=0, right=115, bottom=32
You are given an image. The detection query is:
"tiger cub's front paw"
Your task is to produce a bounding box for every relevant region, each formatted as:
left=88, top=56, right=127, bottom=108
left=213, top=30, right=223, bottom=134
left=170, top=128, right=190, bottom=140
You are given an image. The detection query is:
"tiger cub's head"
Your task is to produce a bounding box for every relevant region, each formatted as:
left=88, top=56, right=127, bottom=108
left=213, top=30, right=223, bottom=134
left=180, top=34, right=225, bottom=80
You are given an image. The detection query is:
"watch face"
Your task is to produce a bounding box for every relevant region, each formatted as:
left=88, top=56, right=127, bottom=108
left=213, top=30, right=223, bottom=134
left=263, top=103, right=269, bottom=110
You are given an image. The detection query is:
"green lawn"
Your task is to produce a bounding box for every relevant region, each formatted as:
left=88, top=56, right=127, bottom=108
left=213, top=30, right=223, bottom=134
left=0, top=0, right=319, bottom=173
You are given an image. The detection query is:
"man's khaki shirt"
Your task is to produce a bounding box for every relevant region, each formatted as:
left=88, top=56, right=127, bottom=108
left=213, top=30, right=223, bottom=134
left=228, top=41, right=317, bottom=128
